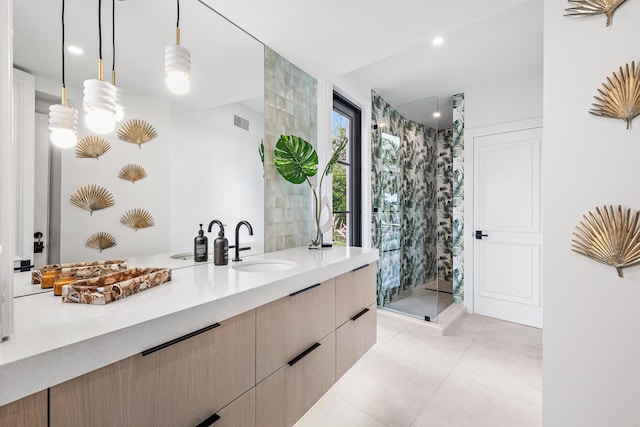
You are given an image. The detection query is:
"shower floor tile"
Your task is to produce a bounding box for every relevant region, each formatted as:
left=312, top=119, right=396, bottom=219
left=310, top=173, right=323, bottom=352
left=383, top=288, right=453, bottom=320
left=294, top=310, right=542, bottom=427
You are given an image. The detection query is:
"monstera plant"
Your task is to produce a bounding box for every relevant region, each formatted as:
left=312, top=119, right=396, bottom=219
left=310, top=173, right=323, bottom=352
left=273, top=134, right=348, bottom=247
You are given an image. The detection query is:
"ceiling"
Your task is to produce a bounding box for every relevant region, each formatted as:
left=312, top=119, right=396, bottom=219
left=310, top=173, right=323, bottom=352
left=13, top=0, right=543, bottom=127
left=202, top=0, right=543, bottom=128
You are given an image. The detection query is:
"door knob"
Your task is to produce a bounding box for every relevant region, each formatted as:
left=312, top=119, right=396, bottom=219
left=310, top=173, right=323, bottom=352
left=475, top=230, right=488, bottom=240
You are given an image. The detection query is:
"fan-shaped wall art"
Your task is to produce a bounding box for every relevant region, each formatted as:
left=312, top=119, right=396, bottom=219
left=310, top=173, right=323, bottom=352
left=590, top=61, right=640, bottom=129
left=86, top=232, right=117, bottom=252
left=118, top=119, right=157, bottom=148
left=571, top=205, right=640, bottom=277
left=70, top=184, right=115, bottom=215
left=120, top=208, right=155, bottom=232
left=75, top=136, right=111, bottom=160
left=118, top=163, right=148, bottom=184
left=564, top=0, right=628, bottom=27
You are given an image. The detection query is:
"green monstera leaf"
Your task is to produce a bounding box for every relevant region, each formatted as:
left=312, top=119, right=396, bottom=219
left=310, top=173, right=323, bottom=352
left=274, top=135, right=318, bottom=185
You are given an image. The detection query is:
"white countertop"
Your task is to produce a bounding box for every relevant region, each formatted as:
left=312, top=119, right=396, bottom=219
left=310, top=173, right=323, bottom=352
left=0, top=246, right=378, bottom=407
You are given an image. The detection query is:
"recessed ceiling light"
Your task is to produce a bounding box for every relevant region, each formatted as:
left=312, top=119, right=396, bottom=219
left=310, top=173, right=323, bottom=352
left=68, top=46, right=83, bottom=55
left=432, top=37, right=444, bottom=46
left=433, top=112, right=441, bottom=118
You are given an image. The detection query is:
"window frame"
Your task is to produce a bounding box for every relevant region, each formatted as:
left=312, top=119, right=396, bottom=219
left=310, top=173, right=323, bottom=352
left=332, top=91, right=362, bottom=247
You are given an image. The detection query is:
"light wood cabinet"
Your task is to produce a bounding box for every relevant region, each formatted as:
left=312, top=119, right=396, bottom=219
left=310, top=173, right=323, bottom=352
left=336, top=302, right=377, bottom=379
left=256, top=332, right=336, bottom=427
left=256, top=278, right=335, bottom=383
left=50, top=310, right=255, bottom=427
left=335, top=263, right=377, bottom=328
left=213, top=388, right=255, bottom=427
left=0, top=390, right=47, bottom=427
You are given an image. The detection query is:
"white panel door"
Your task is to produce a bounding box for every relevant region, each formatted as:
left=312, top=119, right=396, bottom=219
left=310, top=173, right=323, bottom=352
left=473, top=127, right=542, bottom=328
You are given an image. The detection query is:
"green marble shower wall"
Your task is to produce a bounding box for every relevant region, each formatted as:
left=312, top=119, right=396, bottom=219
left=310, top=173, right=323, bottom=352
left=372, top=91, right=464, bottom=307
left=264, top=47, right=318, bottom=251
left=452, top=93, right=465, bottom=303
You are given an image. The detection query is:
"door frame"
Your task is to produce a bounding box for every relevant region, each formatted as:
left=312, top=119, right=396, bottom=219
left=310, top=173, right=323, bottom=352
left=463, top=118, right=543, bottom=315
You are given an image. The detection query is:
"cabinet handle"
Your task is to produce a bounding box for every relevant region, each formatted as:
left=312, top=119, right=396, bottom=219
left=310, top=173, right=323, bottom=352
left=351, top=308, right=370, bottom=322
left=352, top=264, right=370, bottom=272
left=195, top=413, right=221, bottom=427
left=289, top=283, right=320, bottom=297
left=141, top=322, right=221, bottom=356
left=287, top=342, right=321, bottom=366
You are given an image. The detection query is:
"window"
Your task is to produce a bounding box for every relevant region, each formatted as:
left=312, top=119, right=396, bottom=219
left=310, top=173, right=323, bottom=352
left=332, top=92, right=362, bottom=246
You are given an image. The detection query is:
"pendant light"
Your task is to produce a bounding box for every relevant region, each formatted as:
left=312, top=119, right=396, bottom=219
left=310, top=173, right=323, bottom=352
left=111, top=0, right=124, bottom=122
left=165, top=0, right=191, bottom=95
left=49, top=0, right=79, bottom=149
left=83, top=0, right=117, bottom=135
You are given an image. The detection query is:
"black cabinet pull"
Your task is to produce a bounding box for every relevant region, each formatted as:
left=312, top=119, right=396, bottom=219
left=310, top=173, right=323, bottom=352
left=351, top=308, right=370, bottom=322
left=141, top=323, right=221, bottom=356
left=352, top=264, right=370, bottom=272
left=287, top=342, right=321, bottom=367
left=195, top=413, right=220, bottom=427
left=289, top=283, right=320, bottom=297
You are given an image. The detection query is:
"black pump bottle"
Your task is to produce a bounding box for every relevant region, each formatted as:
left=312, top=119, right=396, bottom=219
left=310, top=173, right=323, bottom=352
left=194, top=224, right=208, bottom=262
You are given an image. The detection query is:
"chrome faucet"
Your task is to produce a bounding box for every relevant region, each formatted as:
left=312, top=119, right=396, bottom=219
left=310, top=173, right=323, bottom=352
left=233, top=220, right=253, bottom=262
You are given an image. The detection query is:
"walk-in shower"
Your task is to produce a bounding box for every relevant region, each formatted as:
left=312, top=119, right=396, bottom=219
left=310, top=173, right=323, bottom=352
left=371, top=91, right=454, bottom=321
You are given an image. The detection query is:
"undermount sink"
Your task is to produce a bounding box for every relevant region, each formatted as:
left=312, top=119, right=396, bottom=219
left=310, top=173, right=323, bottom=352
left=232, top=259, right=297, bottom=273
left=170, top=252, right=195, bottom=260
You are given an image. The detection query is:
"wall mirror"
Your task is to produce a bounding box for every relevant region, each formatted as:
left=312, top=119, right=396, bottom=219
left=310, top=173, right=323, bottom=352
left=12, top=0, right=265, bottom=290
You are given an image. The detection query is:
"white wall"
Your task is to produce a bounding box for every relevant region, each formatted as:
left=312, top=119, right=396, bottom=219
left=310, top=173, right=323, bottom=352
left=169, top=102, right=264, bottom=255
left=543, top=1, right=640, bottom=425
left=464, top=71, right=543, bottom=130
left=60, top=95, right=171, bottom=262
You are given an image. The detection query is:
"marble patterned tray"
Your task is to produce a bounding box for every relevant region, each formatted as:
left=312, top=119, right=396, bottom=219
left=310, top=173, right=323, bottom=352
left=32, top=259, right=128, bottom=285
left=61, top=267, right=171, bottom=305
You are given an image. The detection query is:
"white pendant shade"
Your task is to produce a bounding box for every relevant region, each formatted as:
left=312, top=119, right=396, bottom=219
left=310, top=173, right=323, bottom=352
left=114, top=86, right=124, bottom=122
left=165, top=44, right=191, bottom=95
left=48, top=104, right=78, bottom=149
left=83, top=78, right=117, bottom=134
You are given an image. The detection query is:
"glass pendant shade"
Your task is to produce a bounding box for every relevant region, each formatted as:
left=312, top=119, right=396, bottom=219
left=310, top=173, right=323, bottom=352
left=48, top=103, right=78, bottom=149
left=165, top=44, right=191, bottom=95
left=83, top=78, right=117, bottom=134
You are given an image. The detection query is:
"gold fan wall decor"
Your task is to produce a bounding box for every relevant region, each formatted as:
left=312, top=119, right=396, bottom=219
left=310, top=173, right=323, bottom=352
left=86, top=232, right=117, bottom=252
left=118, top=163, right=148, bottom=184
left=75, top=136, right=111, bottom=160
left=564, top=0, right=628, bottom=27
left=118, top=119, right=157, bottom=148
left=70, top=184, right=115, bottom=215
left=590, top=61, right=640, bottom=129
left=120, top=208, right=155, bottom=231
left=571, top=205, right=640, bottom=277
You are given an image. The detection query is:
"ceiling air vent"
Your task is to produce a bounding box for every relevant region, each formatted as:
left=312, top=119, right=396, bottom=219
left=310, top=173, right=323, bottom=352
left=234, top=115, right=250, bottom=131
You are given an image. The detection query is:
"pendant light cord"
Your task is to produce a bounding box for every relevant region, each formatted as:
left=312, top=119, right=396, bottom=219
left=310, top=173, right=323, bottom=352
left=61, top=0, right=66, bottom=88
left=98, top=0, right=102, bottom=60
left=177, top=0, right=180, bottom=28
left=112, top=0, right=115, bottom=73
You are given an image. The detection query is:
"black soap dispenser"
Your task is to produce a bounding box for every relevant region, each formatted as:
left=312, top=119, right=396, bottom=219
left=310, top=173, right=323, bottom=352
left=194, top=224, right=208, bottom=262
left=213, top=226, right=229, bottom=266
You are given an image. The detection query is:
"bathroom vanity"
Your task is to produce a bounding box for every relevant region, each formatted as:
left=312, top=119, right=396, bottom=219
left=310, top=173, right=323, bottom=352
left=0, top=246, right=378, bottom=427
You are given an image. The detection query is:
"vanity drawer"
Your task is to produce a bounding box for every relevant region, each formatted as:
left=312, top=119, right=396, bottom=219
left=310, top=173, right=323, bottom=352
left=336, top=302, right=377, bottom=379
left=256, top=278, right=335, bottom=383
left=50, top=310, right=256, bottom=427
left=256, top=332, right=336, bottom=427
left=335, top=262, right=377, bottom=328
left=0, top=390, right=47, bottom=427
left=198, top=388, right=255, bottom=427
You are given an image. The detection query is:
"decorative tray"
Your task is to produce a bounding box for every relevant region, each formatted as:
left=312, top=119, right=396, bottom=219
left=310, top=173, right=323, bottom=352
left=32, top=259, right=128, bottom=287
left=61, top=267, right=171, bottom=305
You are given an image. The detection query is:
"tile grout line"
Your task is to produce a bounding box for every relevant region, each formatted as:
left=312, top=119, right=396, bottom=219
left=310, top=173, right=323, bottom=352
left=406, top=319, right=488, bottom=427
left=447, top=373, right=542, bottom=408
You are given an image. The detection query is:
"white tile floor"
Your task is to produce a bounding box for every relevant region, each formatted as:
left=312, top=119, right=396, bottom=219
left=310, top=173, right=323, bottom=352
left=294, top=310, right=542, bottom=427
